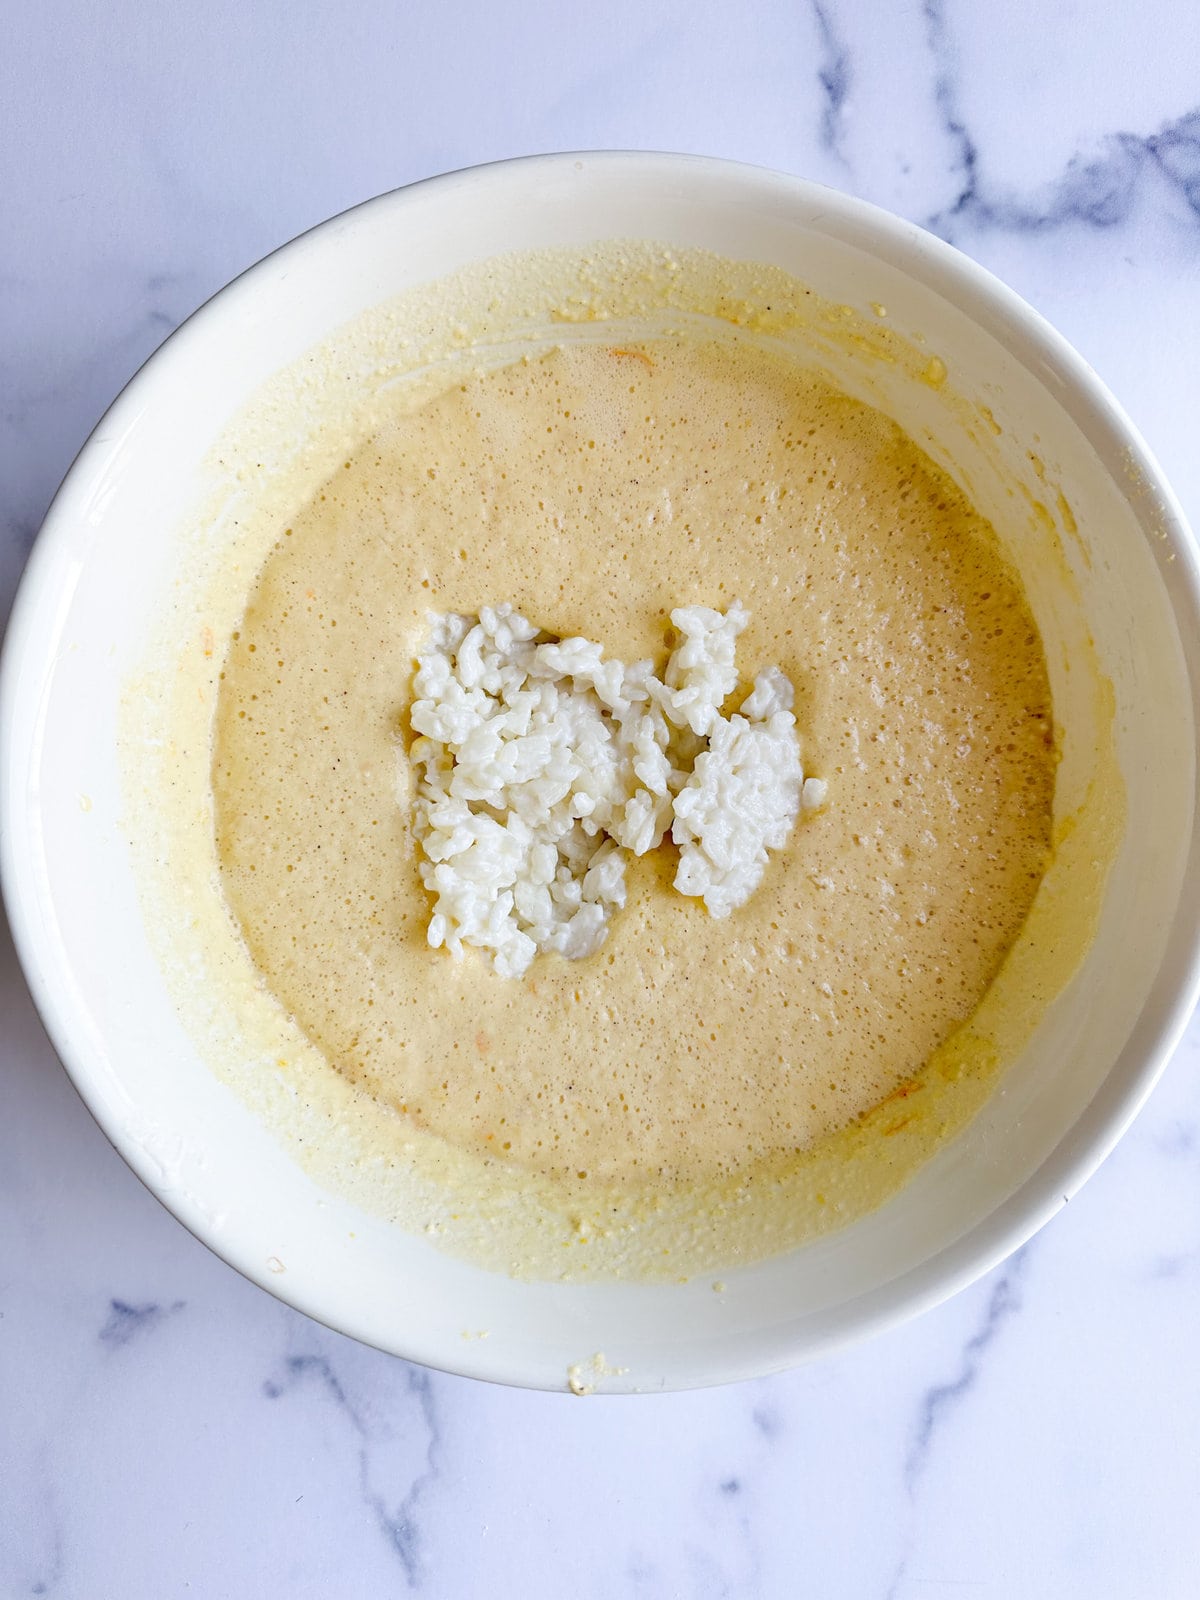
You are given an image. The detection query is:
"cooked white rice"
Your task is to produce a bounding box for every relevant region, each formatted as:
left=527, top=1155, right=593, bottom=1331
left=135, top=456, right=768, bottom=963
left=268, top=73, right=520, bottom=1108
left=408, top=603, right=826, bottom=977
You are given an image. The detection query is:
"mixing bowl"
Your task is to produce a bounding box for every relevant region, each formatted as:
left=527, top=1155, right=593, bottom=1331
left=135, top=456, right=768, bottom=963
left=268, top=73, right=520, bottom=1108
left=4, top=153, right=1199, bottom=1391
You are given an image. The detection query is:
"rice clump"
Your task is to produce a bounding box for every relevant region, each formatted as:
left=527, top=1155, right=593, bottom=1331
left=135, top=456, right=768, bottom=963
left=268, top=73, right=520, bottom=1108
left=408, top=603, right=826, bottom=978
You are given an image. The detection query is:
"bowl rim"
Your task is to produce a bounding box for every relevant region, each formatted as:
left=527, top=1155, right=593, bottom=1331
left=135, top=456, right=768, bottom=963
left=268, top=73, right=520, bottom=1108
left=4, top=149, right=1200, bottom=1390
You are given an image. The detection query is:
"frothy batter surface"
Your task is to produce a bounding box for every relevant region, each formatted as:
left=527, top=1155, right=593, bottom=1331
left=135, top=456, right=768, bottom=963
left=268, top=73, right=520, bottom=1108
left=212, top=336, right=1055, bottom=1193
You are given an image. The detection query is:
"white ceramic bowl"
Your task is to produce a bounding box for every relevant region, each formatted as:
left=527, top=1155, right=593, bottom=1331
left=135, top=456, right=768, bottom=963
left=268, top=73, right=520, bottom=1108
left=4, top=153, right=1200, bottom=1392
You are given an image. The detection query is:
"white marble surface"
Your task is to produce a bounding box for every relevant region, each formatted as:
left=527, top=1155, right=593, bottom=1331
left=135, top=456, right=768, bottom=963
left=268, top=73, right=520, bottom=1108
left=4, top=1, right=1200, bottom=1594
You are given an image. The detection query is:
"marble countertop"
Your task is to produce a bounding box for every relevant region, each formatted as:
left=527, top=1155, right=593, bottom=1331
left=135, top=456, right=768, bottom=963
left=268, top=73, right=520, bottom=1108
left=4, top=2, right=1200, bottom=1595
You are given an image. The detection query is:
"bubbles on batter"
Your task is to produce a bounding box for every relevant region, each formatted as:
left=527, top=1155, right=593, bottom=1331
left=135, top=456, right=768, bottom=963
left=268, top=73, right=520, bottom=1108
left=212, top=334, right=1055, bottom=1193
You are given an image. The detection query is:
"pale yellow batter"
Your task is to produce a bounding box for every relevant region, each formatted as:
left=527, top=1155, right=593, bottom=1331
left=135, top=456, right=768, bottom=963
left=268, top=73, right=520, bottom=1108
left=212, top=334, right=1056, bottom=1196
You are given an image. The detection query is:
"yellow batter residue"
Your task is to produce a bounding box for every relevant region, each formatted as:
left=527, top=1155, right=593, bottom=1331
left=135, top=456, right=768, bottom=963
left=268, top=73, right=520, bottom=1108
left=123, top=241, right=1121, bottom=1281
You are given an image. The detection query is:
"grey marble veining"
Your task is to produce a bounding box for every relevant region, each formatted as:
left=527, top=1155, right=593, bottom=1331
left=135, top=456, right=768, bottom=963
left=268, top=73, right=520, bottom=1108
left=4, top=1, right=1200, bottom=1595
left=904, top=1246, right=1032, bottom=1495
left=811, top=1, right=853, bottom=162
